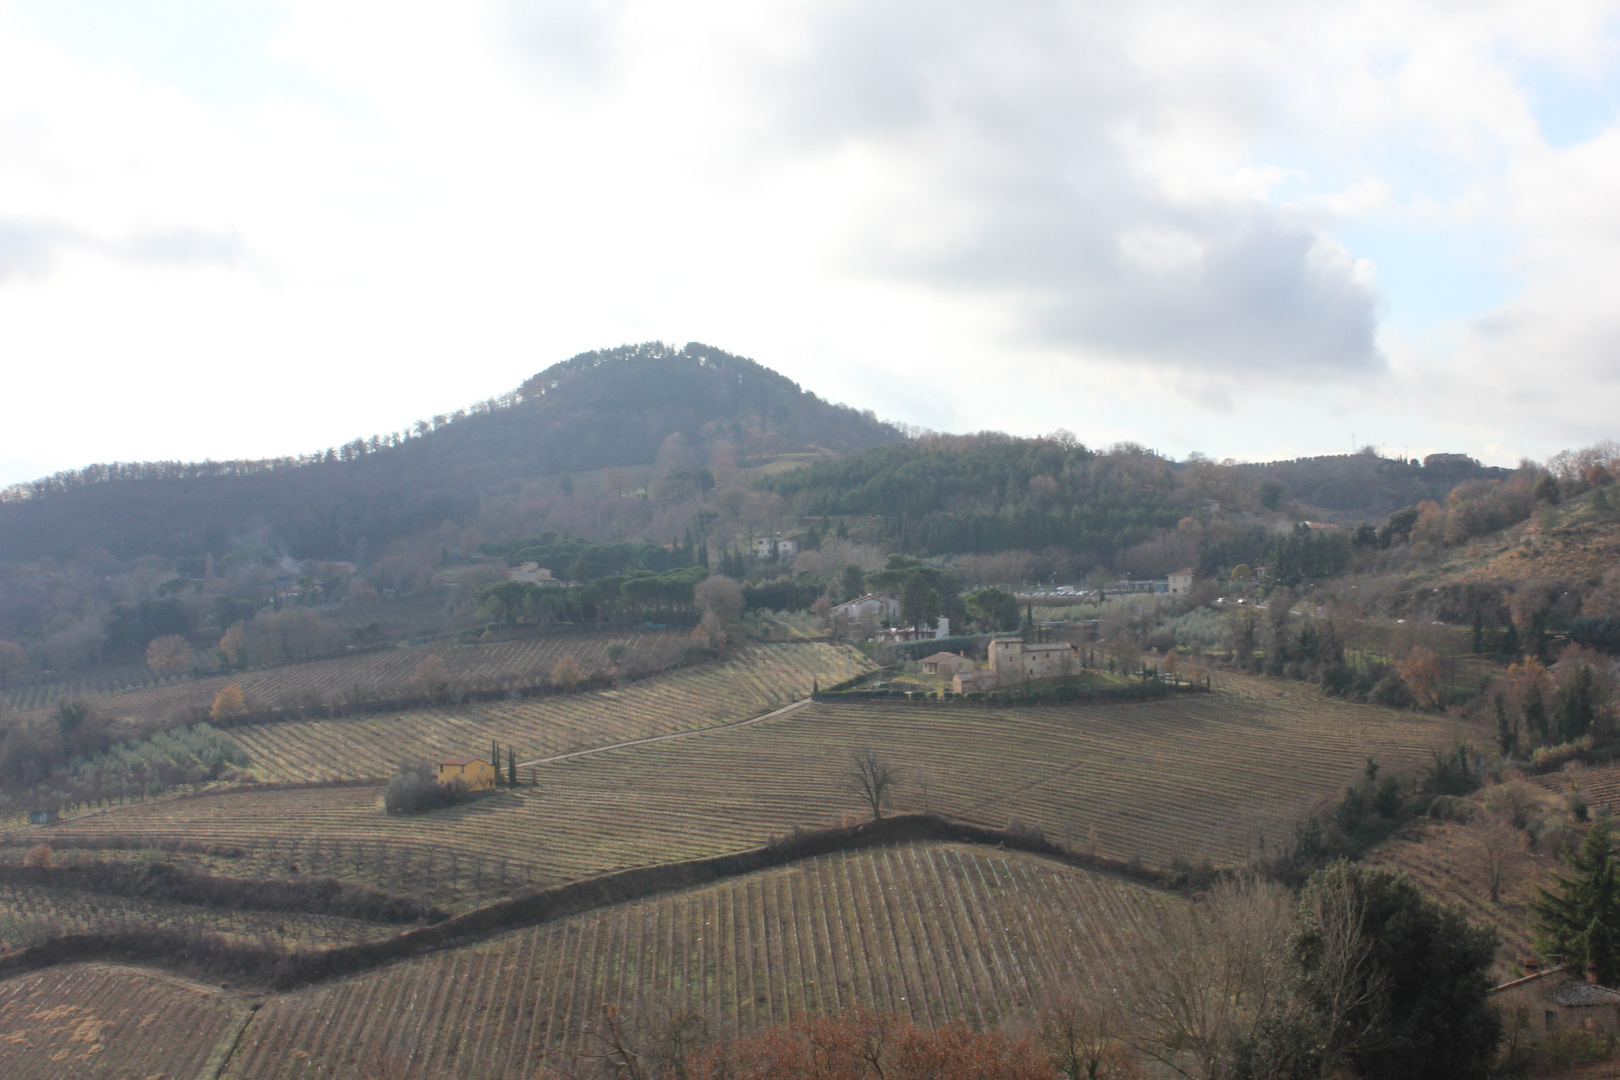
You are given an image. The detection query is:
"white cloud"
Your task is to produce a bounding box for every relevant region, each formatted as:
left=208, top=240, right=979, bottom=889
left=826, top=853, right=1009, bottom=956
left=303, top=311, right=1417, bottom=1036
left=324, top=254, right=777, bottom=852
left=0, top=0, right=1617, bottom=486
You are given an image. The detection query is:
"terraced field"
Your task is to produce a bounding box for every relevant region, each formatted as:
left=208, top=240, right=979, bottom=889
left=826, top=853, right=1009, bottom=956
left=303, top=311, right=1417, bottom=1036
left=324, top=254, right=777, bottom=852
left=8, top=672, right=1480, bottom=917
left=0, top=962, right=252, bottom=1079
left=232, top=642, right=869, bottom=782
left=6, top=630, right=685, bottom=728
left=1533, top=762, right=1620, bottom=812
left=222, top=843, right=1170, bottom=1080
left=0, top=881, right=392, bottom=953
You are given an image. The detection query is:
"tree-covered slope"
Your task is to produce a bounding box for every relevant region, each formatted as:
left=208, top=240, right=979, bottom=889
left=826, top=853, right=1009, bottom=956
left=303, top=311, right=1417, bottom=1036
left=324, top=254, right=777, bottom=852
left=0, top=342, right=899, bottom=562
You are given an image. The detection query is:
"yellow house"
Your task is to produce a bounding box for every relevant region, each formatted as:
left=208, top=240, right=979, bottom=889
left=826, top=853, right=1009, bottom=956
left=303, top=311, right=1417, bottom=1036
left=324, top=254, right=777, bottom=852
left=437, top=756, right=498, bottom=791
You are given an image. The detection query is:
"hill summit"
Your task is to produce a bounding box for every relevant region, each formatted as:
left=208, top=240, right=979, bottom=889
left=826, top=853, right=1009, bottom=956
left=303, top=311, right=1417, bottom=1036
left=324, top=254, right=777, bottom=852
left=0, top=342, right=900, bottom=562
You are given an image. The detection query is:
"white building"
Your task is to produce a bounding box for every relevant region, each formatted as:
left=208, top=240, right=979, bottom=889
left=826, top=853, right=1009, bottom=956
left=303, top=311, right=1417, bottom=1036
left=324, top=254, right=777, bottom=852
left=753, top=536, right=799, bottom=561
left=831, top=593, right=900, bottom=624
left=509, top=562, right=556, bottom=584
left=1168, top=568, right=1196, bottom=595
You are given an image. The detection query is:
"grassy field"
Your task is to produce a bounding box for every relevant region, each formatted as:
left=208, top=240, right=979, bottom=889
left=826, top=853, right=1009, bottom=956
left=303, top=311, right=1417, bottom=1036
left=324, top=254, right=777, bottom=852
left=232, top=642, right=871, bottom=782
left=4, top=671, right=1480, bottom=917
left=4, top=629, right=687, bottom=727
left=0, top=961, right=252, bottom=1079
left=221, top=843, right=1171, bottom=1080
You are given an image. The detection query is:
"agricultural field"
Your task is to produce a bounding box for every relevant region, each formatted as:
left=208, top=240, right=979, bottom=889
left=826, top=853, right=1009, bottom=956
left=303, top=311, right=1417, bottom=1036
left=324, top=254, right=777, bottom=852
left=4, top=629, right=685, bottom=727
left=0, top=661, right=155, bottom=715
left=221, top=843, right=1171, bottom=1080
left=0, top=881, right=392, bottom=953
left=232, top=642, right=870, bottom=782
left=7, top=672, right=1480, bottom=915
left=0, top=962, right=252, bottom=1079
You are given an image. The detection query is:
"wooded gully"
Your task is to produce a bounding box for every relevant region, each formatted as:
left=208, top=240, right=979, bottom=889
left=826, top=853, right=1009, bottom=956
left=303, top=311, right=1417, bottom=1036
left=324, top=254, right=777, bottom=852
left=0, top=813, right=1179, bottom=990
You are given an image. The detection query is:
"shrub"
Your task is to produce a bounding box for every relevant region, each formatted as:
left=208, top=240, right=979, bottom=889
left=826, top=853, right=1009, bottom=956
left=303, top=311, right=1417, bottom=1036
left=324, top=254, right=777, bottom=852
left=23, top=844, right=51, bottom=868
left=382, top=762, right=468, bottom=815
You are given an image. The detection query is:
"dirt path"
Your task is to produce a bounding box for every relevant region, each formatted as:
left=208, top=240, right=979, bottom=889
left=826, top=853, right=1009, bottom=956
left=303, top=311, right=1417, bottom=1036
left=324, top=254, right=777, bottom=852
left=516, top=697, right=813, bottom=767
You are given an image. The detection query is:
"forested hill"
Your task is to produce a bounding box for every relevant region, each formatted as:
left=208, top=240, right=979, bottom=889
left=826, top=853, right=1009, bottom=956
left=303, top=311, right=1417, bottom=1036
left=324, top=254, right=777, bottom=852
left=0, top=342, right=899, bottom=562
left=762, top=434, right=1184, bottom=558
left=1242, top=452, right=1511, bottom=514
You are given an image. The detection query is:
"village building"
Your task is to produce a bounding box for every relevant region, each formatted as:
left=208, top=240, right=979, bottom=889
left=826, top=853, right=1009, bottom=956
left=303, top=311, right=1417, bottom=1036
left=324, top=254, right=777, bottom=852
left=753, top=536, right=798, bottom=561
left=1168, top=568, right=1196, bottom=595
left=831, top=593, right=901, bottom=624
left=1491, top=962, right=1620, bottom=1039
left=920, top=651, right=976, bottom=676
left=509, top=562, right=556, bottom=584
left=437, top=756, right=498, bottom=792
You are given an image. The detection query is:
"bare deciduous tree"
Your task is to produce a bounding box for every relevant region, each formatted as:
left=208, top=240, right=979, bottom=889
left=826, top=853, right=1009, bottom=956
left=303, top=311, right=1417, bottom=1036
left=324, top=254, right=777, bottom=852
left=145, top=634, right=194, bottom=678
left=847, top=748, right=900, bottom=821
left=1478, top=810, right=1525, bottom=904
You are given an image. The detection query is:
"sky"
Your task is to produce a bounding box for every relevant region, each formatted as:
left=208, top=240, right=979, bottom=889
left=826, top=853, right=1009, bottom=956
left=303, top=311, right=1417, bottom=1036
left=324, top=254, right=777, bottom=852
left=2, top=0, right=1620, bottom=487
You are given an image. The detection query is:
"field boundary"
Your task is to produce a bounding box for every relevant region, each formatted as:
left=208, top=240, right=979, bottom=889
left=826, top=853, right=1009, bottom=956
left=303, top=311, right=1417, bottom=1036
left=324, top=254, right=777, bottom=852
left=0, top=814, right=1178, bottom=991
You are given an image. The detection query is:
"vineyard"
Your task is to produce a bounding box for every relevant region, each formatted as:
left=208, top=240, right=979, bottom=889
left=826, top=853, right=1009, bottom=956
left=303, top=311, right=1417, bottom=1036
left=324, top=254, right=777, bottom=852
left=1534, top=761, right=1620, bottom=811
left=1, top=672, right=1480, bottom=920
left=230, top=642, right=870, bottom=782
left=0, top=961, right=251, bottom=1079
left=221, top=843, right=1172, bottom=1080
left=0, top=881, right=392, bottom=952
left=3, top=629, right=686, bottom=727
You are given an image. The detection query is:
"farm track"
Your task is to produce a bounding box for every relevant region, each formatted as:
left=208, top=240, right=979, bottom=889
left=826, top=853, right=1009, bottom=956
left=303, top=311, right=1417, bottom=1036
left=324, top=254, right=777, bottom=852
left=5, top=672, right=1481, bottom=915
left=0, top=961, right=249, bottom=1079
left=219, top=843, right=1172, bottom=1080
left=3, top=630, right=687, bottom=727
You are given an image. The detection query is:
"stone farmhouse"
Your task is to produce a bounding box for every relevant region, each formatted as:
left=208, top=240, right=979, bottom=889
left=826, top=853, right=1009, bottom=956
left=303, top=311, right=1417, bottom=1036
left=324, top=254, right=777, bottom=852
left=1492, top=961, right=1620, bottom=1041
left=437, top=756, right=498, bottom=792
left=952, top=636, right=1080, bottom=692
left=1168, top=568, right=1195, bottom=595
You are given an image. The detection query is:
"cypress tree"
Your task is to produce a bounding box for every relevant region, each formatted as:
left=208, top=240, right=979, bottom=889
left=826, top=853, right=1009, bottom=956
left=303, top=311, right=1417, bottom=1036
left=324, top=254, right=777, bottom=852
left=1501, top=620, right=1521, bottom=657
left=507, top=746, right=517, bottom=789
left=1533, top=819, right=1620, bottom=984
left=491, top=739, right=499, bottom=772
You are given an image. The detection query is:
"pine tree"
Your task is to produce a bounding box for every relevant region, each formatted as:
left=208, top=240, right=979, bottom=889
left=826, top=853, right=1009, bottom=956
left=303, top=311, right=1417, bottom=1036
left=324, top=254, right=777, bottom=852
left=1533, top=819, right=1620, bottom=984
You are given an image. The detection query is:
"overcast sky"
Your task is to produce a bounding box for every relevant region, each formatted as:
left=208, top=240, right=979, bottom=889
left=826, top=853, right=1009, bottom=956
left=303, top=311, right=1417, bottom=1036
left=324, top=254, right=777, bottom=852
left=2, top=0, right=1618, bottom=486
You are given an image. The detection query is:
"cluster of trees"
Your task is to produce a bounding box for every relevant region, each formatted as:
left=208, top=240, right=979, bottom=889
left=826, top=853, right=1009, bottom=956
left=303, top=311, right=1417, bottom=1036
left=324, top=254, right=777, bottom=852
left=1488, top=648, right=1613, bottom=760
left=474, top=567, right=712, bottom=627
left=478, top=534, right=703, bottom=581
left=0, top=707, right=248, bottom=816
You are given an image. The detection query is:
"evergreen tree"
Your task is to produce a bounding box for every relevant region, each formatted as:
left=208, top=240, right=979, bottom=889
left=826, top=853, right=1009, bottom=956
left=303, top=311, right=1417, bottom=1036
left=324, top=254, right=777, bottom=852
left=1523, top=685, right=1550, bottom=747
left=1495, top=692, right=1519, bottom=758
left=507, top=746, right=517, bottom=789
left=1500, top=620, right=1520, bottom=657
left=491, top=739, right=499, bottom=771
left=1471, top=609, right=1484, bottom=654
left=1557, top=664, right=1597, bottom=743
left=1533, top=819, right=1620, bottom=984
